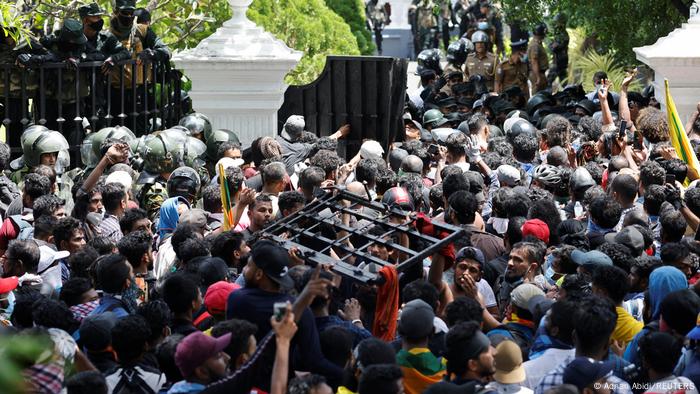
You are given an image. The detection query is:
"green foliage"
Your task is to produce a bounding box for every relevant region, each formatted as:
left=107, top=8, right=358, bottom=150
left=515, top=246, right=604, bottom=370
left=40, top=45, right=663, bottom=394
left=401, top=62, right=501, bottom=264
left=500, top=0, right=687, bottom=63
left=9, top=0, right=361, bottom=86
left=0, top=335, right=53, bottom=394
left=248, top=0, right=360, bottom=85
left=570, top=50, right=641, bottom=93
left=325, top=0, right=375, bottom=55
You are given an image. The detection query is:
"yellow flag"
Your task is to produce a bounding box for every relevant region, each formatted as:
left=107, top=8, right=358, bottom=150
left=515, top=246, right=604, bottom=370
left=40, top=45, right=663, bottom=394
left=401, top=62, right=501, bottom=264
left=665, top=79, right=700, bottom=184
left=218, top=163, right=233, bottom=231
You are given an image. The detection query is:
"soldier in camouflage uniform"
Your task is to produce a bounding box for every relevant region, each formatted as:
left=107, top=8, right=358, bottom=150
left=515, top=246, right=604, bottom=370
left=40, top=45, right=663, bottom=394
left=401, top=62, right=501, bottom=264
left=134, top=130, right=183, bottom=221
left=495, top=38, right=529, bottom=98
left=410, top=0, right=438, bottom=56
left=366, top=0, right=390, bottom=55
left=465, top=31, right=497, bottom=92
left=109, top=0, right=171, bottom=136
left=528, top=23, right=550, bottom=94
left=1, top=29, right=46, bottom=152
left=79, top=3, right=131, bottom=129
left=547, top=13, right=569, bottom=86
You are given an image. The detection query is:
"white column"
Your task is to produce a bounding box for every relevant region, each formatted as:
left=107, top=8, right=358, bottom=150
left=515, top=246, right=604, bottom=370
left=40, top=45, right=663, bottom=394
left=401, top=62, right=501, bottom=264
left=634, top=6, right=700, bottom=122
left=172, top=0, right=302, bottom=146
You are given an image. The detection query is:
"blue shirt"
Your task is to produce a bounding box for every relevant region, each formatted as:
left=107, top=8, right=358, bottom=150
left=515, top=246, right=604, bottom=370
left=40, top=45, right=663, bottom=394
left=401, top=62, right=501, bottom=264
left=315, top=315, right=372, bottom=347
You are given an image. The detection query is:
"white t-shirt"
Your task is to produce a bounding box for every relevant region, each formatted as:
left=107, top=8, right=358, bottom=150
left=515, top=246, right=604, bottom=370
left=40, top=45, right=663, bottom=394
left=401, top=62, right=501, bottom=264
left=477, top=278, right=497, bottom=308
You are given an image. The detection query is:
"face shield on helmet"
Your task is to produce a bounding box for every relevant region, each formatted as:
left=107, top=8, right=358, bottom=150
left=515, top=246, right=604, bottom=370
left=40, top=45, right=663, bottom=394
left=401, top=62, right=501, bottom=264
left=181, top=136, right=207, bottom=168
left=167, top=166, right=201, bottom=202
left=81, top=133, right=99, bottom=168
left=55, top=150, right=70, bottom=175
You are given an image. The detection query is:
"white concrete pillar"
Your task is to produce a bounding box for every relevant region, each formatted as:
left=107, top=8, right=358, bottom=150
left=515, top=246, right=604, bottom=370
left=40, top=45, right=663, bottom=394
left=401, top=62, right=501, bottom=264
left=634, top=8, right=700, bottom=123
left=173, top=0, right=301, bottom=146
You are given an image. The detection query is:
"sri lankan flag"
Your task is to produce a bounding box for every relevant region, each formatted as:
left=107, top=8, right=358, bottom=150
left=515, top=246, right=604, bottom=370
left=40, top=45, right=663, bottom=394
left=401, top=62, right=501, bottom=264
left=665, top=79, right=700, bottom=184
left=396, top=348, right=446, bottom=394
left=218, top=163, right=234, bottom=231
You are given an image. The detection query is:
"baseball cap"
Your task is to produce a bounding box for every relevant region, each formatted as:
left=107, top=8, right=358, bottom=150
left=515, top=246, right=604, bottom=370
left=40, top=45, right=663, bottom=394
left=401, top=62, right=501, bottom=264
left=496, top=165, right=521, bottom=187
left=197, top=257, right=230, bottom=288
left=105, top=170, right=133, bottom=192
left=204, top=281, right=241, bottom=316
left=38, top=246, right=70, bottom=290
left=455, top=246, right=485, bottom=267
left=179, top=208, right=209, bottom=232
left=281, top=115, right=305, bottom=140
left=250, top=240, right=293, bottom=288
left=510, top=283, right=545, bottom=309
left=398, top=299, right=435, bottom=339
left=360, top=140, right=385, bottom=160
left=571, top=250, right=613, bottom=267
left=176, top=331, right=232, bottom=378
left=521, top=219, right=550, bottom=244
left=687, top=313, right=700, bottom=340
left=604, top=227, right=644, bottom=256
left=493, top=340, right=526, bottom=384
left=562, top=357, right=614, bottom=392
left=0, top=276, right=18, bottom=294
left=79, top=312, right=118, bottom=351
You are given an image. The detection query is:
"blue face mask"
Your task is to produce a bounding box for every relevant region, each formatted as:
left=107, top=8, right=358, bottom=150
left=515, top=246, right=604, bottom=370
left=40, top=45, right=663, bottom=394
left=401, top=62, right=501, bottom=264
left=1, top=290, right=15, bottom=316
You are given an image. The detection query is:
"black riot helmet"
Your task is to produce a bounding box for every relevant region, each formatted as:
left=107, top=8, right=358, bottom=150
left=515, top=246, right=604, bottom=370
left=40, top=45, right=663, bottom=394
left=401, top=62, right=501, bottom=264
left=417, top=49, right=443, bottom=75
left=167, top=166, right=201, bottom=203
left=446, top=38, right=474, bottom=65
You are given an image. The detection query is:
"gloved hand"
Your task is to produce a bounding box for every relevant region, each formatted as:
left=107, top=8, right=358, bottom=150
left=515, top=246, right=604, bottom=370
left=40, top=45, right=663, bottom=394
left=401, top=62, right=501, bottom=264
left=138, top=49, right=156, bottom=61
left=16, top=53, right=43, bottom=67
left=466, top=134, right=481, bottom=163
left=101, top=57, right=115, bottom=74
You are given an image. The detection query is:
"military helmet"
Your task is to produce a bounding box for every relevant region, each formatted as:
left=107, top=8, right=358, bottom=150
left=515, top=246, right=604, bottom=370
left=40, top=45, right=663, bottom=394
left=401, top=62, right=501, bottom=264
left=80, top=132, right=100, bottom=168
left=140, top=132, right=184, bottom=174
left=416, top=49, right=442, bottom=75
left=179, top=113, right=212, bottom=141
left=90, top=125, right=137, bottom=159
left=205, top=128, right=241, bottom=162
left=178, top=136, right=207, bottom=168
left=160, top=126, right=189, bottom=148
left=20, top=125, right=49, bottom=149
left=166, top=166, right=201, bottom=202
left=422, top=109, right=448, bottom=128
left=115, top=0, right=136, bottom=11
left=534, top=22, right=548, bottom=36
left=446, top=38, right=473, bottom=65
left=23, top=129, right=70, bottom=168
left=471, top=30, right=489, bottom=44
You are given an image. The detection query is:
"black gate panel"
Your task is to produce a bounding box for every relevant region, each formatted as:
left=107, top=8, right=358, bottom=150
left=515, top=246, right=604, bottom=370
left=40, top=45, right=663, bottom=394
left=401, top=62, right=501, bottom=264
left=278, top=56, right=408, bottom=159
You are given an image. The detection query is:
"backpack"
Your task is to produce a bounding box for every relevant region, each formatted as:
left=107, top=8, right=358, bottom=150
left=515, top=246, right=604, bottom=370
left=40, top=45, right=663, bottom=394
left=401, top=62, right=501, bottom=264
left=9, top=215, right=33, bottom=240
left=490, top=324, right=534, bottom=361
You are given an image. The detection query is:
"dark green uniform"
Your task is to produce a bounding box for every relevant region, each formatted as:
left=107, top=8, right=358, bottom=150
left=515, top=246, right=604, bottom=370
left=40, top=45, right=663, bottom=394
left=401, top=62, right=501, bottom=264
left=548, top=27, right=569, bottom=85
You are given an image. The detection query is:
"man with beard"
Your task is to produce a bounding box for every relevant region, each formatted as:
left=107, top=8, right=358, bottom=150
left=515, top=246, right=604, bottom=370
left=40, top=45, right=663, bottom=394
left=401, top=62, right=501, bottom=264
left=238, top=194, right=273, bottom=242
left=442, top=321, right=496, bottom=386
left=494, top=241, right=545, bottom=319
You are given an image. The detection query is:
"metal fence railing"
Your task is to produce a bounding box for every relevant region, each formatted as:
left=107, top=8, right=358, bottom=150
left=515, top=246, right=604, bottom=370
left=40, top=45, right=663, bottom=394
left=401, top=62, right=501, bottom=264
left=0, top=59, right=184, bottom=162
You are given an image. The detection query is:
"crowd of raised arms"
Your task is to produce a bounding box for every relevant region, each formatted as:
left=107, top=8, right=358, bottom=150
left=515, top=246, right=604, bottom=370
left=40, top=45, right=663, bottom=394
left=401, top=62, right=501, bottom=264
left=4, top=1, right=700, bottom=394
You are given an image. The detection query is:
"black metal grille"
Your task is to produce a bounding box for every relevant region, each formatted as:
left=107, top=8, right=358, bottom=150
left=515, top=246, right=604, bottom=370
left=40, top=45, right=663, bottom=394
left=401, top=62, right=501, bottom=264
left=0, top=59, right=183, bottom=162
left=261, top=189, right=464, bottom=283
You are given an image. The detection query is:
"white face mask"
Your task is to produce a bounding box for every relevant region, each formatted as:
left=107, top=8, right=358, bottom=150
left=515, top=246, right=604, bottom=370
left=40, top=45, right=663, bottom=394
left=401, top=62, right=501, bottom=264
left=491, top=217, right=509, bottom=235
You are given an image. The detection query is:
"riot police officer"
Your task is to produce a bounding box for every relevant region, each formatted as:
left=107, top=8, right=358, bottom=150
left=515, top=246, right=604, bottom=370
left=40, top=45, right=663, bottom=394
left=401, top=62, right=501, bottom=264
left=548, top=13, right=569, bottom=86
left=134, top=131, right=183, bottom=220
left=444, top=38, right=473, bottom=79
left=465, top=31, right=497, bottom=92
left=366, top=0, right=390, bottom=55
left=528, top=23, right=549, bottom=94
left=205, top=128, right=241, bottom=176
left=179, top=112, right=213, bottom=141
left=410, top=0, right=438, bottom=56
left=495, top=38, right=529, bottom=98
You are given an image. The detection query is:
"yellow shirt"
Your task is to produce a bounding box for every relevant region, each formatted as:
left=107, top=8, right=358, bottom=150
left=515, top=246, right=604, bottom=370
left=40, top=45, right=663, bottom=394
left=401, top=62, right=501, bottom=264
left=612, top=306, right=644, bottom=346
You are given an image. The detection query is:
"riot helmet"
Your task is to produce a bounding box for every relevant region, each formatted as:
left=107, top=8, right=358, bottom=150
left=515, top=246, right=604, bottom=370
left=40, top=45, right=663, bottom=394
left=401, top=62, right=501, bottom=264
left=167, top=166, right=201, bottom=202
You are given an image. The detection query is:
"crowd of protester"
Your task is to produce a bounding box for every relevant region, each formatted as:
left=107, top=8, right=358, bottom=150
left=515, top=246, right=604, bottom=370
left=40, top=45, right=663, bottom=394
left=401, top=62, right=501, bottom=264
left=3, top=54, right=700, bottom=394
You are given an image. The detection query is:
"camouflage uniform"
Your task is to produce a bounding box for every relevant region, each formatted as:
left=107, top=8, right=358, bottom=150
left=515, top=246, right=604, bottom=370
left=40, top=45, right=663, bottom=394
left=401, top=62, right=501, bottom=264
left=137, top=177, right=169, bottom=221
left=366, top=0, right=389, bottom=54
left=527, top=36, right=549, bottom=93
left=413, top=0, right=438, bottom=56
left=465, top=52, right=497, bottom=91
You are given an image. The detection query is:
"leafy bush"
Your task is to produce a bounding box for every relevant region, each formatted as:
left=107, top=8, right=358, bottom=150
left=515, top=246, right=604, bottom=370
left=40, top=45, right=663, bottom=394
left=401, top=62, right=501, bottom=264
left=570, top=50, right=641, bottom=93
left=325, top=0, right=375, bottom=55
left=248, top=0, right=361, bottom=84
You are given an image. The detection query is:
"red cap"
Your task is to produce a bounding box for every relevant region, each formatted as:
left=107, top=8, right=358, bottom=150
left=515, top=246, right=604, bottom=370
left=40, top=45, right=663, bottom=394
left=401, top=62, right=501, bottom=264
left=204, top=281, right=240, bottom=315
left=522, top=219, right=550, bottom=244
left=0, top=276, right=19, bottom=293
left=175, top=331, right=231, bottom=378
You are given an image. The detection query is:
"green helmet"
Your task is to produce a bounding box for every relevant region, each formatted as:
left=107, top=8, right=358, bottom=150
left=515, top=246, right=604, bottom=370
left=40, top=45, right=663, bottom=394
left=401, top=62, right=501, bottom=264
left=140, top=132, right=184, bottom=174
left=23, top=129, right=69, bottom=168
left=205, top=129, right=241, bottom=162
left=166, top=166, right=201, bottom=202
left=178, top=136, right=207, bottom=168
left=422, top=109, right=448, bottom=128
left=20, top=125, right=49, bottom=148
left=80, top=132, right=100, bottom=168
left=179, top=113, right=212, bottom=141
left=160, top=127, right=189, bottom=148
left=90, top=126, right=137, bottom=159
